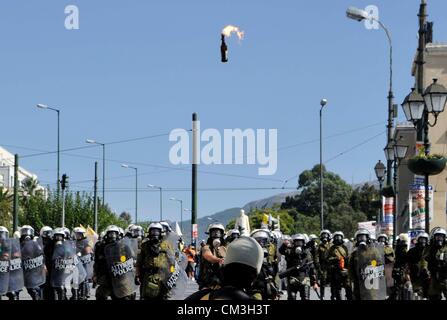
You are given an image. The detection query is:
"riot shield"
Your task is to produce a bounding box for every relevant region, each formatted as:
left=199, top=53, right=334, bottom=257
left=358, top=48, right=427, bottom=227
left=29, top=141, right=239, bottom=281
left=0, top=239, right=10, bottom=295
left=8, top=238, right=24, bottom=292
left=21, top=240, right=46, bottom=289
left=167, top=260, right=188, bottom=300
left=70, top=255, right=87, bottom=290
left=76, top=239, right=94, bottom=280
left=357, top=243, right=387, bottom=300
left=127, top=238, right=139, bottom=261
left=104, top=238, right=136, bottom=298
left=50, top=240, right=76, bottom=288
left=344, top=241, right=354, bottom=255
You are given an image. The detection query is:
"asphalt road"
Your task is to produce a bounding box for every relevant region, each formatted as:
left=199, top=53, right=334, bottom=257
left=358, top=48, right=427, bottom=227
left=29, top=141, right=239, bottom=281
left=15, top=281, right=341, bottom=300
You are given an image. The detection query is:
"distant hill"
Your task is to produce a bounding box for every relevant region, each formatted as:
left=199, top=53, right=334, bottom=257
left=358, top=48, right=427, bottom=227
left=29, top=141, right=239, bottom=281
left=181, top=191, right=299, bottom=243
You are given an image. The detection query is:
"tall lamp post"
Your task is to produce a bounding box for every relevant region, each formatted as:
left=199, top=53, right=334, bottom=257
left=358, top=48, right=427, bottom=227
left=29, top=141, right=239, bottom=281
left=86, top=139, right=106, bottom=205
left=122, top=164, right=138, bottom=223
left=148, top=184, right=163, bottom=221
left=401, top=80, right=447, bottom=233
left=36, top=104, right=61, bottom=199
left=374, top=160, right=386, bottom=226
left=169, top=197, right=183, bottom=233
left=319, top=98, right=328, bottom=230
left=346, top=7, right=395, bottom=201
left=392, top=138, right=409, bottom=237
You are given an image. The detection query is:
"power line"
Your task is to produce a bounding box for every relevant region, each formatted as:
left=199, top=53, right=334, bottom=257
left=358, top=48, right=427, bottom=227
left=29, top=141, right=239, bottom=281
left=324, top=131, right=385, bottom=164
left=20, top=130, right=189, bottom=158
left=281, top=130, right=386, bottom=187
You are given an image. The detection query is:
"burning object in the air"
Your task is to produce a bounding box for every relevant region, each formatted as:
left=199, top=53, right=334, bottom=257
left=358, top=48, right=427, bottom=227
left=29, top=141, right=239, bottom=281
left=220, top=25, right=244, bottom=63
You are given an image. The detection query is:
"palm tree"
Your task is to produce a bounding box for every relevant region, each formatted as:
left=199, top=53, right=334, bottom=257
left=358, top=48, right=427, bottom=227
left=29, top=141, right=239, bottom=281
left=21, top=177, right=39, bottom=197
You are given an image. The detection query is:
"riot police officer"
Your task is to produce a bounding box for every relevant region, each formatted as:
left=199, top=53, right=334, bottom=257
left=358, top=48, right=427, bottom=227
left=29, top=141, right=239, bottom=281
left=72, top=227, right=93, bottom=300
left=225, top=229, right=240, bottom=244
left=94, top=225, right=120, bottom=300
left=327, top=231, right=352, bottom=300
left=391, top=233, right=410, bottom=300
left=198, top=223, right=227, bottom=290
left=279, top=234, right=317, bottom=300
left=250, top=229, right=279, bottom=300
left=406, top=232, right=429, bottom=299
left=315, top=229, right=332, bottom=300
left=420, top=228, right=447, bottom=300
left=186, top=237, right=263, bottom=300
left=136, top=222, right=174, bottom=300
left=0, top=226, right=8, bottom=240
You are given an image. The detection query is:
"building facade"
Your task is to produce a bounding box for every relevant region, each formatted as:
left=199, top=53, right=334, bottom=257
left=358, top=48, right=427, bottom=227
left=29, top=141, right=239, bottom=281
left=0, top=146, right=47, bottom=197
left=398, top=43, right=447, bottom=233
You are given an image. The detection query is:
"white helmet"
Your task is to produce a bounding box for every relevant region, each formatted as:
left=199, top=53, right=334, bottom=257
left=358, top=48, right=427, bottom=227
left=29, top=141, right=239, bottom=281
left=292, top=234, right=306, bottom=242
left=130, top=225, right=144, bottom=238
left=147, top=222, right=163, bottom=240
left=224, top=236, right=263, bottom=274
left=125, top=224, right=135, bottom=236
left=61, top=227, right=70, bottom=239
left=309, top=234, right=318, bottom=241
left=53, top=228, right=66, bottom=238
left=40, top=226, right=53, bottom=238
left=251, top=229, right=271, bottom=247
left=160, top=221, right=172, bottom=234
left=303, top=234, right=309, bottom=244
left=354, top=229, right=370, bottom=238
left=72, top=227, right=86, bottom=240
left=147, top=222, right=163, bottom=233
left=20, top=225, right=35, bottom=238
left=0, top=226, right=9, bottom=240
left=226, top=229, right=240, bottom=241
left=433, top=228, right=447, bottom=237
left=105, top=225, right=120, bottom=233
left=320, top=229, right=332, bottom=239
left=416, top=232, right=429, bottom=245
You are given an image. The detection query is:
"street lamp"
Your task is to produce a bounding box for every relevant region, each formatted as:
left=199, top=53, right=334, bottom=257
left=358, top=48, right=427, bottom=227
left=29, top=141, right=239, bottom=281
left=319, top=98, right=328, bottom=231
left=392, top=138, right=408, bottom=238
left=401, top=78, right=447, bottom=233
left=346, top=6, right=395, bottom=207
left=169, top=197, right=183, bottom=233
left=374, top=160, right=386, bottom=226
left=36, top=104, right=61, bottom=199
left=148, top=184, right=163, bottom=220
left=86, top=139, right=106, bottom=204
left=121, top=164, right=138, bottom=223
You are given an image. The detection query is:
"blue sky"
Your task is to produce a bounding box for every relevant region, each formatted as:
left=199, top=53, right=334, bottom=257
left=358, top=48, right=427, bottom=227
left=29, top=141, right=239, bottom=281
left=2, top=0, right=446, bottom=224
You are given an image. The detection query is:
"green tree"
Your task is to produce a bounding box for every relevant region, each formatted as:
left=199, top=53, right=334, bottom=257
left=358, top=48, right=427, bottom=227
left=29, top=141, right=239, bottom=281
left=0, top=189, right=12, bottom=230
left=282, top=165, right=353, bottom=217
left=350, top=183, right=381, bottom=221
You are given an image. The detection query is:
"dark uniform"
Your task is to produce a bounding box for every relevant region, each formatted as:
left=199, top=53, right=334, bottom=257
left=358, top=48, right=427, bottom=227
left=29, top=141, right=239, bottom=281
left=420, top=232, right=447, bottom=300
left=327, top=242, right=352, bottom=300
left=198, top=243, right=226, bottom=289
left=93, top=240, right=113, bottom=300
left=137, top=238, right=173, bottom=300
left=406, top=240, right=428, bottom=299
left=315, top=241, right=331, bottom=299
left=279, top=239, right=316, bottom=300
left=391, top=239, right=409, bottom=300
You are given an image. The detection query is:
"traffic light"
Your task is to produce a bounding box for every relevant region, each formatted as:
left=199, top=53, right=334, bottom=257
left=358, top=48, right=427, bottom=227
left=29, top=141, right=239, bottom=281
left=61, top=174, right=69, bottom=190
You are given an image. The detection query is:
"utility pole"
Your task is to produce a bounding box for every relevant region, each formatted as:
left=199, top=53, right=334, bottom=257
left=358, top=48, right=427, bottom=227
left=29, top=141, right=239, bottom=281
left=13, top=154, right=19, bottom=232
left=94, top=162, right=98, bottom=233
left=191, top=113, right=198, bottom=245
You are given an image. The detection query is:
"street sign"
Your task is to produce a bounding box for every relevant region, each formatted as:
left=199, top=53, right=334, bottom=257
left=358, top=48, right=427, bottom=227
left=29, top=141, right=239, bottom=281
left=192, top=224, right=198, bottom=239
